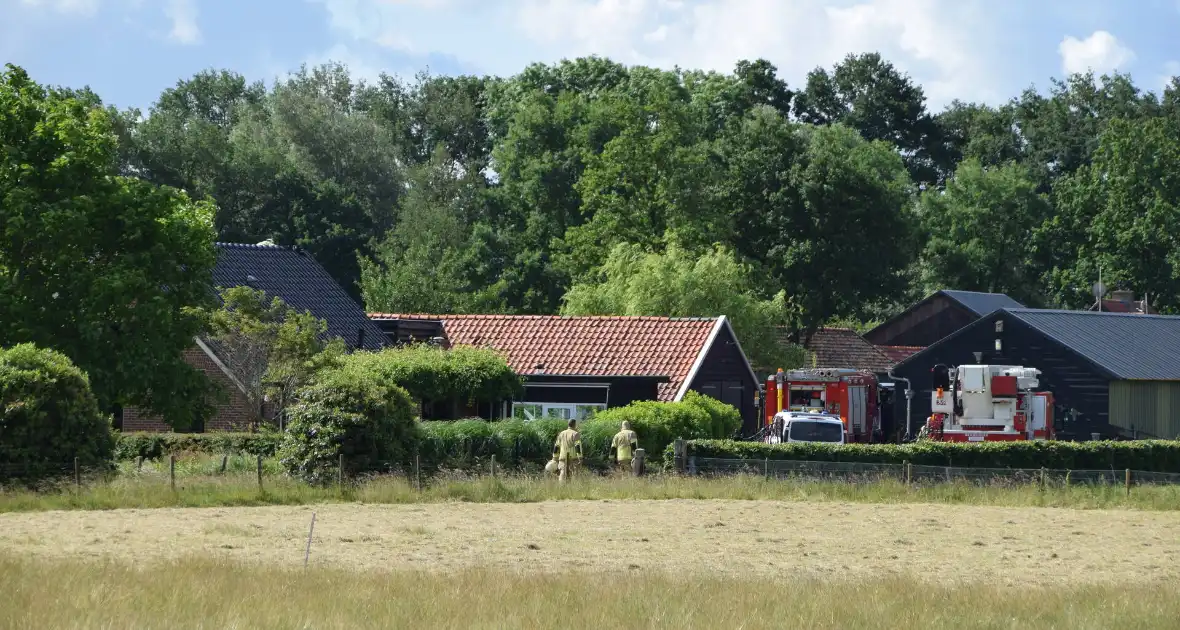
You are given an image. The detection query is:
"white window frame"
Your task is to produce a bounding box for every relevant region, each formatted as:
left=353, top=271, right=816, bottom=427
left=512, top=402, right=606, bottom=422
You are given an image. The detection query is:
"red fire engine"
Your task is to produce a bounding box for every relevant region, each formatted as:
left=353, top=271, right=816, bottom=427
left=922, top=364, right=1054, bottom=442
left=763, top=368, right=881, bottom=443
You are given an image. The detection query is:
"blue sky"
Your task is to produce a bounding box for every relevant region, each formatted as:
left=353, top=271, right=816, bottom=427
left=3, top=0, right=1178, bottom=113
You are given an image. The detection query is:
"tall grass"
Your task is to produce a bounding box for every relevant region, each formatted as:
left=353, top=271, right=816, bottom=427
left=2, top=553, right=1177, bottom=629
left=4, top=455, right=1180, bottom=513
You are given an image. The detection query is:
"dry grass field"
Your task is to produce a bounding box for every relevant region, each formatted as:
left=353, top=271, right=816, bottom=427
left=4, top=499, right=1180, bottom=628
left=3, top=499, right=1179, bottom=585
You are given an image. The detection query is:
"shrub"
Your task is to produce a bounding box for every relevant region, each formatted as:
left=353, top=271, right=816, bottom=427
left=418, top=419, right=552, bottom=472
left=114, top=433, right=281, bottom=460
left=680, top=391, right=742, bottom=439
left=592, top=398, right=726, bottom=461
left=670, top=439, right=1180, bottom=473
left=0, top=344, right=115, bottom=480
left=342, top=345, right=521, bottom=410
left=277, top=366, right=418, bottom=484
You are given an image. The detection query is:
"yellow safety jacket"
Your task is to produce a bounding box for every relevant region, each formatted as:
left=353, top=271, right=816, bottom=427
left=612, top=429, right=637, bottom=462
left=553, top=429, right=582, bottom=462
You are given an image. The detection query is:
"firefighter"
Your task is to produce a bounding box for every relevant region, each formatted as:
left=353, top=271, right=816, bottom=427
left=611, top=421, right=638, bottom=471
left=552, top=419, right=582, bottom=482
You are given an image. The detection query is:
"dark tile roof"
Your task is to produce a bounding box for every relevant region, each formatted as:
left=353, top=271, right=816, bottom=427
left=368, top=314, right=739, bottom=401
left=876, top=345, right=924, bottom=363
left=1006, top=309, right=1180, bottom=381
left=939, top=290, right=1025, bottom=316
left=803, top=328, right=896, bottom=372
left=214, top=243, right=386, bottom=350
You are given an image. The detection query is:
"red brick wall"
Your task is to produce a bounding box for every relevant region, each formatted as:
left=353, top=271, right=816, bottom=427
left=121, top=345, right=258, bottom=433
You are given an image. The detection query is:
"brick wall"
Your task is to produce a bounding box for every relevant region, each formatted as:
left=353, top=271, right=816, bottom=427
left=121, top=345, right=258, bottom=433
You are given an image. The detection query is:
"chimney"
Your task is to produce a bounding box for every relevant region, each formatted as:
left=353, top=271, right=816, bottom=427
left=1111, top=289, right=1134, bottom=308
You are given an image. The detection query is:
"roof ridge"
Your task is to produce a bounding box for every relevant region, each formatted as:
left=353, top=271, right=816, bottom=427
left=1007, top=308, right=1180, bottom=320
left=216, top=241, right=285, bottom=250
left=368, top=313, right=721, bottom=322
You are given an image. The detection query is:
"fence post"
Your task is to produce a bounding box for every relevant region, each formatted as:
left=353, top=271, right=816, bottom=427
left=136, top=456, right=144, bottom=472
left=338, top=454, right=345, bottom=487
left=764, top=457, right=769, bottom=480
left=632, top=449, right=645, bottom=477
left=1125, top=468, right=1132, bottom=496
left=415, top=454, right=421, bottom=492
left=220, top=455, right=228, bottom=474
left=74, top=457, right=80, bottom=488
left=673, top=439, right=687, bottom=474
left=1065, top=470, right=1072, bottom=487
left=490, top=454, right=496, bottom=478
left=257, top=455, right=263, bottom=491
left=1040, top=467, right=1046, bottom=489
left=945, top=465, right=951, bottom=483
left=688, top=455, right=697, bottom=475
left=169, top=454, right=176, bottom=492
left=904, top=460, right=912, bottom=486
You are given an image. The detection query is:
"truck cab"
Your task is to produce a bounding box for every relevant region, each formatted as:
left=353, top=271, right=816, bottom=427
left=768, top=411, right=846, bottom=444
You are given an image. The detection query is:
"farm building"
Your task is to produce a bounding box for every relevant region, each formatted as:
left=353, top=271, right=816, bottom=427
left=369, top=314, right=761, bottom=434
left=863, top=290, right=1025, bottom=357
left=890, top=308, right=1180, bottom=440
left=802, top=327, right=896, bottom=375
left=120, top=242, right=386, bottom=432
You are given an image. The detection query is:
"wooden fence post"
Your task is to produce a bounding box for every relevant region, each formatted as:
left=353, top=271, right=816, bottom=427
left=169, top=454, right=176, bottom=492
left=1040, top=467, right=1046, bottom=489
left=74, top=457, right=80, bottom=488
left=490, top=454, right=496, bottom=478
left=904, top=460, right=911, bottom=486
left=631, top=449, right=645, bottom=477
left=257, top=455, right=263, bottom=491
left=338, top=454, right=345, bottom=487
left=1125, top=468, right=1132, bottom=496
left=220, top=455, right=228, bottom=474
left=764, top=457, right=769, bottom=480
left=673, top=439, right=687, bottom=474
left=415, top=454, right=421, bottom=491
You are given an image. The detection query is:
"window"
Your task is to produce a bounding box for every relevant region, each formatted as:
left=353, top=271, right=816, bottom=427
left=512, top=403, right=605, bottom=422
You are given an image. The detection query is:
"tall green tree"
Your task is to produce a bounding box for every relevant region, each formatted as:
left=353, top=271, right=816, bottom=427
left=0, top=64, right=219, bottom=427
left=917, top=159, right=1052, bottom=304
left=1048, top=117, right=1180, bottom=310
left=561, top=241, right=805, bottom=370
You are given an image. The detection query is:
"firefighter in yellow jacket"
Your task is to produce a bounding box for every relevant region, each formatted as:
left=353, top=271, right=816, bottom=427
left=611, top=421, right=638, bottom=471
left=552, top=419, right=582, bottom=482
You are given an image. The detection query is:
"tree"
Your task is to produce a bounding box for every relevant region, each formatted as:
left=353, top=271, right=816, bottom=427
left=934, top=101, right=1024, bottom=179
left=0, top=344, right=116, bottom=481
left=917, top=160, right=1052, bottom=305
left=794, top=53, right=941, bottom=186
left=209, top=286, right=345, bottom=425
left=1047, top=117, right=1180, bottom=310
left=0, top=64, right=218, bottom=428
left=561, top=241, right=806, bottom=370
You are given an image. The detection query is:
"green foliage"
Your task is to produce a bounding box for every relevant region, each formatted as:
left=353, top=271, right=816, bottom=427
left=918, top=159, right=1052, bottom=306
left=562, top=241, right=806, bottom=370
left=342, top=346, right=522, bottom=409
left=114, top=433, right=281, bottom=461
left=417, top=419, right=550, bottom=472
left=675, top=439, right=1180, bottom=472
left=0, top=344, right=115, bottom=479
left=0, top=64, right=219, bottom=428
left=277, top=367, right=419, bottom=484
left=209, top=286, right=345, bottom=422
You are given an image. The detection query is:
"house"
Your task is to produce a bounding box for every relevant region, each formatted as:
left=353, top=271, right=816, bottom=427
left=120, top=242, right=387, bottom=432
left=863, top=290, right=1026, bottom=359
left=890, top=309, right=1180, bottom=440
left=368, top=314, right=762, bottom=435
left=802, top=327, right=896, bottom=375
left=1089, top=289, right=1157, bottom=315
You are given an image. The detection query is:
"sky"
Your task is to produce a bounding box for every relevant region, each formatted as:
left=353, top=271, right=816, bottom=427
left=3, top=0, right=1179, bottom=113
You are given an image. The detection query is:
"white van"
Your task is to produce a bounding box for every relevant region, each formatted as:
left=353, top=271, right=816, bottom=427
left=769, top=411, right=846, bottom=444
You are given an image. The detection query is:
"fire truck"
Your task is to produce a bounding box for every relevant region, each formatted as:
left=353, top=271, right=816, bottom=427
left=922, top=364, right=1054, bottom=442
left=763, top=368, right=881, bottom=443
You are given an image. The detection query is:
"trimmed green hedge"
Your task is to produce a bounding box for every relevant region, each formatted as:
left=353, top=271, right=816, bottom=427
left=115, top=432, right=282, bottom=460
left=669, top=439, right=1180, bottom=473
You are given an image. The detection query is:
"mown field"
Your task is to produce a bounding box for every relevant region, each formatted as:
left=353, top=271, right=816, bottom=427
left=2, top=499, right=1180, bottom=629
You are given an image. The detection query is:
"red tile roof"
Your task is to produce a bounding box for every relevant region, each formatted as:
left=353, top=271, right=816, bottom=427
left=804, top=328, right=896, bottom=372
left=877, top=345, right=924, bottom=363
left=368, top=314, right=726, bottom=401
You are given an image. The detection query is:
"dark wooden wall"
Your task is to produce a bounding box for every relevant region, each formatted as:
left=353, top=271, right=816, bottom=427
left=689, top=325, right=759, bottom=436
left=892, top=312, right=1114, bottom=440
left=864, top=296, right=979, bottom=347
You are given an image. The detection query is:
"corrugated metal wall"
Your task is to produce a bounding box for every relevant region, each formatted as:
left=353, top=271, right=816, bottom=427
left=1109, top=381, right=1180, bottom=438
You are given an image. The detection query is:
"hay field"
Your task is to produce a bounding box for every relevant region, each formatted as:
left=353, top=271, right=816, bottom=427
left=2, top=499, right=1178, bottom=586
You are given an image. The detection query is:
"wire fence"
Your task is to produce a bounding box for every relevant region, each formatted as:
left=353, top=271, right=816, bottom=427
left=685, top=456, right=1180, bottom=488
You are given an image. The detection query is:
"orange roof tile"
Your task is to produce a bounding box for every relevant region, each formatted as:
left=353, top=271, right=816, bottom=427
left=369, top=314, right=723, bottom=401
left=877, top=345, right=924, bottom=363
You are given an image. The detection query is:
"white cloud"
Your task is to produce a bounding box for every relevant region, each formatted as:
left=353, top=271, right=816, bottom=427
left=1058, top=30, right=1135, bottom=76
left=164, top=0, right=200, bottom=45
left=1161, top=60, right=1180, bottom=93
left=18, top=0, right=100, bottom=15
left=311, top=0, right=1010, bottom=108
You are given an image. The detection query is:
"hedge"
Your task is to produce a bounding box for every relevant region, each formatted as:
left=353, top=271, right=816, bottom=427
left=342, top=345, right=522, bottom=407
left=115, top=433, right=281, bottom=460
left=668, top=439, right=1180, bottom=473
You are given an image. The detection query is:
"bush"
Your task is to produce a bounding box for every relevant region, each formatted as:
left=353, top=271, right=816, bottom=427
left=592, top=396, right=738, bottom=462
left=342, top=345, right=521, bottom=410
left=680, top=391, right=742, bottom=439
left=277, top=367, right=419, bottom=484
left=418, top=419, right=552, bottom=472
left=671, top=439, right=1180, bottom=473
left=0, top=344, right=115, bottom=480
left=114, top=433, right=281, bottom=460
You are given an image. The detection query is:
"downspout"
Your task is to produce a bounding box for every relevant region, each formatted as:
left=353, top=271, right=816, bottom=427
left=888, top=368, right=913, bottom=442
